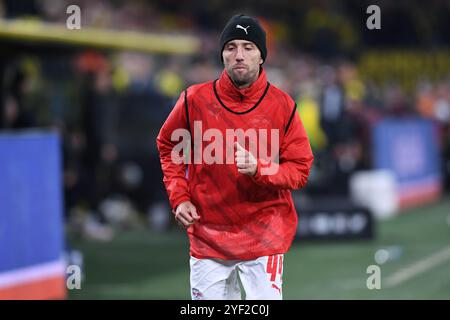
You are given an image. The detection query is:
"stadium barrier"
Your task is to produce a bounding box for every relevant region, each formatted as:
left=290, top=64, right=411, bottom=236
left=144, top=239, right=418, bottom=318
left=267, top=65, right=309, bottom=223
left=295, top=197, right=374, bottom=240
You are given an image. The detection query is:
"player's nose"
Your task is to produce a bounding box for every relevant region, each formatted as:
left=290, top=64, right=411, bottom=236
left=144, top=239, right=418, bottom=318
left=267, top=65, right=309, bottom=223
left=235, top=47, right=245, bottom=60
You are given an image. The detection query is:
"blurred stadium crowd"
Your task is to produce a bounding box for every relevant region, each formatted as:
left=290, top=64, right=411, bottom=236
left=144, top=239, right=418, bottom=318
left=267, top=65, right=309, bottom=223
left=1, top=0, right=450, bottom=241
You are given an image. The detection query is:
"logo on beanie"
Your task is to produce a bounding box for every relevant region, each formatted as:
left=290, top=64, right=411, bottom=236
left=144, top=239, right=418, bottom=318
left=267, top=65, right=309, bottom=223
left=236, top=24, right=250, bottom=35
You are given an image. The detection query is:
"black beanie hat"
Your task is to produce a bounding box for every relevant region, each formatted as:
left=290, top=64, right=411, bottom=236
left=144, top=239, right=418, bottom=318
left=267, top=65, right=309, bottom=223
left=219, top=14, right=267, bottom=62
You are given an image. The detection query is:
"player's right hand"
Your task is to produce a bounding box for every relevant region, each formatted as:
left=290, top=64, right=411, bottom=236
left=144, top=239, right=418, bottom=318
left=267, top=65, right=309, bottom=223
left=173, top=201, right=200, bottom=228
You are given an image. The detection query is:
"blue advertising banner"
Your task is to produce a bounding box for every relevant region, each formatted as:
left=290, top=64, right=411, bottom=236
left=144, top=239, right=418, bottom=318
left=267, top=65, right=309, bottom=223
left=0, top=131, right=66, bottom=298
left=373, top=118, right=442, bottom=207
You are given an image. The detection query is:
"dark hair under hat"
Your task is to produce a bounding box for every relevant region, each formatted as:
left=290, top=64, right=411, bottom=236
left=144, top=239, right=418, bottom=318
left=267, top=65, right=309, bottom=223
left=219, top=14, right=267, bottom=62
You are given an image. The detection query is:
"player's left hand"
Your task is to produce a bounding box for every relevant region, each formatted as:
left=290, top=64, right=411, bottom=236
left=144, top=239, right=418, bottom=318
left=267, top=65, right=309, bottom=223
left=235, top=142, right=257, bottom=176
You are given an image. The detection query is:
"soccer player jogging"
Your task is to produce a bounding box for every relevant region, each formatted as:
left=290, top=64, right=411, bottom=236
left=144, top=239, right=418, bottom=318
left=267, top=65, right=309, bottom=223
left=157, top=14, right=314, bottom=300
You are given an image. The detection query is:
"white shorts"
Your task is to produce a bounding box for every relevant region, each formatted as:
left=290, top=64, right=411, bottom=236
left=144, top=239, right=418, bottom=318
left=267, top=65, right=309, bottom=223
left=190, top=254, right=283, bottom=300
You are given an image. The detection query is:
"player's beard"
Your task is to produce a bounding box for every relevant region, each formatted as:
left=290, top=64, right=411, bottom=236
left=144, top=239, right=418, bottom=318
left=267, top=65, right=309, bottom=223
left=229, top=66, right=259, bottom=88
